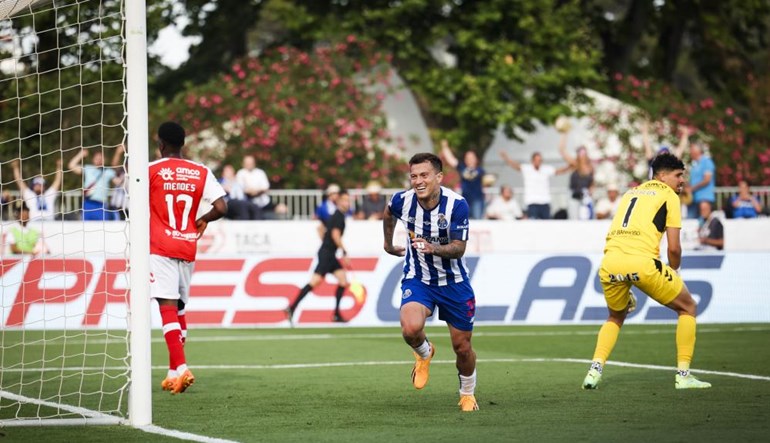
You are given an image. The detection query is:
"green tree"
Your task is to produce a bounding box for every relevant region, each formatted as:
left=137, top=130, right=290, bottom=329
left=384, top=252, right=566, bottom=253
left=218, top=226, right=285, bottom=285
left=0, top=1, right=124, bottom=190
left=580, top=0, right=770, bottom=111
left=153, top=38, right=407, bottom=189
left=268, top=0, right=602, bottom=152
left=148, top=0, right=264, bottom=99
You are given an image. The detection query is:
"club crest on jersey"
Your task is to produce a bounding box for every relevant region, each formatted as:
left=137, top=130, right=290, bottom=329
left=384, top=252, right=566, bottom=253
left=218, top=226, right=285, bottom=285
left=402, top=289, right=412, bottom=299
left=437, top=214, right=448, bottom=229
left=158, top=167, right=175, bottom=181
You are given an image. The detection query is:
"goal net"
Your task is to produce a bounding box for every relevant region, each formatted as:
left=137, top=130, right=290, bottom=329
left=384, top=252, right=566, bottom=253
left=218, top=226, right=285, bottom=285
left=0, top=0, right=148, bottom=426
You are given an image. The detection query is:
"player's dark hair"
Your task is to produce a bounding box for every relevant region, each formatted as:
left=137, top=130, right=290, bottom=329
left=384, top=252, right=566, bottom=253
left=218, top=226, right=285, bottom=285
left=409, top=152, right=443, bottom=173
left=651, top=153, right=685, bottom=176
left=158, top=121, right=186, bottom=149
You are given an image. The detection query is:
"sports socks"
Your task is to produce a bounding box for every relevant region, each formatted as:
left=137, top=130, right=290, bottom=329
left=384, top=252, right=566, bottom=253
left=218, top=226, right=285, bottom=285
left=591, top=321, right=621, bottom=366
left=178, top=307, right=187, bottom=345
left=290, top=284, right=313, bottom=311
left=458, top=369, right=477, bottom=395
left=334, top=285, right=345, bottom=316
left=413, top=339, right=432, bottom=359
left=676, top=314, right=697, bottom=372
left=159, top=304, right=186, bottom=374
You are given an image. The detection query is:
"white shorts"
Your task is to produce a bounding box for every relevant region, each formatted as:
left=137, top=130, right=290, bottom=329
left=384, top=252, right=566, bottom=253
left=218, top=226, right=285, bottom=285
left=149, top=254, right=193, bottom=304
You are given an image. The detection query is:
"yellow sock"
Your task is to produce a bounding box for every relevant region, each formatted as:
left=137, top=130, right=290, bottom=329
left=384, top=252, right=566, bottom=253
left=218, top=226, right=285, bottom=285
left=676, top=314, right=697, bottom=372
left=591, top=321, right=621, bottom=366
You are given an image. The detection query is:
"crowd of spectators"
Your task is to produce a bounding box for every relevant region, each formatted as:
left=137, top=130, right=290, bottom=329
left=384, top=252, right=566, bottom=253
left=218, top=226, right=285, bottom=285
left=1, top=122, right=767, bottom=234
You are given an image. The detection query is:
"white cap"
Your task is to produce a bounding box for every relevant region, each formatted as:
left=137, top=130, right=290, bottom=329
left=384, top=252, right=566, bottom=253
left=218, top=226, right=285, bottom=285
left=325, top=184, right=341, bottom=195
left=365, top=181, right=382, bottom=194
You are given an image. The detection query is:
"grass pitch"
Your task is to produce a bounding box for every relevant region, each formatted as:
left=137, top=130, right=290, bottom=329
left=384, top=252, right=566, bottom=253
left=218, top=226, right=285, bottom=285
left=2, top=324, right=769, bottom=442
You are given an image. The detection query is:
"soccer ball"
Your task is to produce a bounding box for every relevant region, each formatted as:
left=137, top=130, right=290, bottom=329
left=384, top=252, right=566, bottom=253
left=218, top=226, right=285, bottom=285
left=349, top=281, right=366, bottom=304
left=555, top=116, right=572, bottom=133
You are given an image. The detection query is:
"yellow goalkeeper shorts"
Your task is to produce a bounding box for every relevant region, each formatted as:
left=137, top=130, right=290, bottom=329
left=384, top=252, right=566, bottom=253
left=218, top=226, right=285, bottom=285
left=598, top=252, right=684, bottom=312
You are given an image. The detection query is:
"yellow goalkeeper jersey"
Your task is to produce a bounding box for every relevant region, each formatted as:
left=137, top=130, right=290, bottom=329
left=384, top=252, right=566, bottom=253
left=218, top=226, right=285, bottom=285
left=604, top=179, right=682, bottom=258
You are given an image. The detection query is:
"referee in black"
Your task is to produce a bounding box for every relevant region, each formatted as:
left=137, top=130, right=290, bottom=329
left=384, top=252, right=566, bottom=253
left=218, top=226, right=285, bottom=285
left=286, top=189, right=352, bottom=323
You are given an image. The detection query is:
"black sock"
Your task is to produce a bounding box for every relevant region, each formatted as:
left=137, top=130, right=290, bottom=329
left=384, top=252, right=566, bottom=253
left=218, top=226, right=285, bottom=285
left=334, top=285, right=345, bottom=315
left=291, top=284, right=312, bottom=311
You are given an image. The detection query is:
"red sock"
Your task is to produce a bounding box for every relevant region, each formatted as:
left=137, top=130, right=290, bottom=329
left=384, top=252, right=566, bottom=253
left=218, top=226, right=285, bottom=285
left=178, top=309, right=187, bottom=346
left=159, top=305, right=186, bottom=371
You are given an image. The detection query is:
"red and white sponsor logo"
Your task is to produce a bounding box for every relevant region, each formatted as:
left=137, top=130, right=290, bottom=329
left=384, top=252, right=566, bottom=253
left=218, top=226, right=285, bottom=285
left=0, top=257, right=376, bottom=328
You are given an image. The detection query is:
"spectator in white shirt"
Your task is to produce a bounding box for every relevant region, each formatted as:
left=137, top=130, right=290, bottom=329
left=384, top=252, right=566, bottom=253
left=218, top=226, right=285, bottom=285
left=221, top=164, right=260, bottom=220
left=595, top=183, right=622, bottom=220
left=499, top=151, right=572, bottom=219
left=236, top=155, right=271, bottom=218
left=486, top=185, right=524, bottom=221
left=11, top=158, right=62, bottom=221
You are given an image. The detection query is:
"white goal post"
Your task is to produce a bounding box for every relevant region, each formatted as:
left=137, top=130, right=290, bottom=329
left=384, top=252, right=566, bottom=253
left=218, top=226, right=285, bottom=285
left=125, top=0, right=151, bottom=429
left=0, top=0, right=151, bottom=427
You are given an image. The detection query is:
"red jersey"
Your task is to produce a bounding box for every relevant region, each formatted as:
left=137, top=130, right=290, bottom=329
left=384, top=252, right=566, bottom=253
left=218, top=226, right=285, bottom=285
left=149, top=158, right=226, bottom=262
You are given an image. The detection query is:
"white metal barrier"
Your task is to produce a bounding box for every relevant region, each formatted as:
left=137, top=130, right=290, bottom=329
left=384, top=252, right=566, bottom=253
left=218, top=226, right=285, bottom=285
left=2, top=186, right=768, bottom=220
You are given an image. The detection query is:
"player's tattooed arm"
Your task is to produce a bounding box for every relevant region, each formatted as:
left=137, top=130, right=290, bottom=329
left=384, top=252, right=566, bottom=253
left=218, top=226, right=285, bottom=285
left=383, top=206, right=405, bottom=257
left=429, top=239, right=466, bottom=259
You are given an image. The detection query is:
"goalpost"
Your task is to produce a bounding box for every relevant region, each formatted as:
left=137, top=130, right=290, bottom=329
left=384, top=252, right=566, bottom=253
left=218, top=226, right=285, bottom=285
left=0, top=0, right=150, bottom=427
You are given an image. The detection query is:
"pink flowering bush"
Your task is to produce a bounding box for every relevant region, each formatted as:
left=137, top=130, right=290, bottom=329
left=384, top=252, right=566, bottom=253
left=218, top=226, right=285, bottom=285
left=154, top=37, right=408, bottom=189
left=586, top=73, right=770, bottom=186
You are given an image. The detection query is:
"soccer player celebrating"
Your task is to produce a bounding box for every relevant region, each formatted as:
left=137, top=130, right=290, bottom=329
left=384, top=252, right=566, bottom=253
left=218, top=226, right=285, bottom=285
left=583, top=153, right=711, bottom=390
left=150, top=122, right=227, bottom=394
left=383, top=152, right=479, bottom=412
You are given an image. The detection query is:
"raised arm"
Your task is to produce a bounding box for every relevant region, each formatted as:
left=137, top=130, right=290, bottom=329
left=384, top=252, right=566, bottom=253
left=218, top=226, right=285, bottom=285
left=439, top=139, right=459, bottom=169
left=49, top=158, right=63, bottom=192
left=383, top=205, right=405, bottom=257
left=642, top=120, right=654, bottom=161
left=499, top=151, right=522, bottom=171
left=558, top=132, right=576, bottom=167
left=68, top=148, right=87, bottom=175
left=672, top=126, right=689, bottom=159
left=111, top=143, right=125, bottom=167
left=11, top=159, right=28, bottom=192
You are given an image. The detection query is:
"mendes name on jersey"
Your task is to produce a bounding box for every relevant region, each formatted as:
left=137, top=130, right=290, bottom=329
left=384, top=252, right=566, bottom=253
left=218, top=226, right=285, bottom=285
left=604, top=179, right=682, bottom=259
left=149, top=158, right=226, bottom=262
left=388, top=186, right=471, bottom=286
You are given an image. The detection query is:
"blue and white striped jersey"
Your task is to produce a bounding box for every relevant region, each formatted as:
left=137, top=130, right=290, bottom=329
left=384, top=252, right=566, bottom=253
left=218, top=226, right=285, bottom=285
left=388, top=186, right=471, bottom=286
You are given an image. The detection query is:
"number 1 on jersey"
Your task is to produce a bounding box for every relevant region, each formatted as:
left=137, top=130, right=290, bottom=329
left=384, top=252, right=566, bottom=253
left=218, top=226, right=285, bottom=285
left=621, top=197, right=638, bottom=228
left=165, top=193, right=194, bottom=230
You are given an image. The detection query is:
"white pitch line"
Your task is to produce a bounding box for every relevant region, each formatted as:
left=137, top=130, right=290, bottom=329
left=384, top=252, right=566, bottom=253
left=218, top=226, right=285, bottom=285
left=12, top=325, right=770, bottom=347
left=491, top=358, right=770, bottom=382
left=4, top=358, right=770, bottom=381
left=137, top=424, right=240, bottom=443
left=2, top=357, right=766, bottom=442
left=0, top=390, right=240, bottom=443
left=180, top=358, right=770, bottom=381
left=0, top=390, right=121, bottom=424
